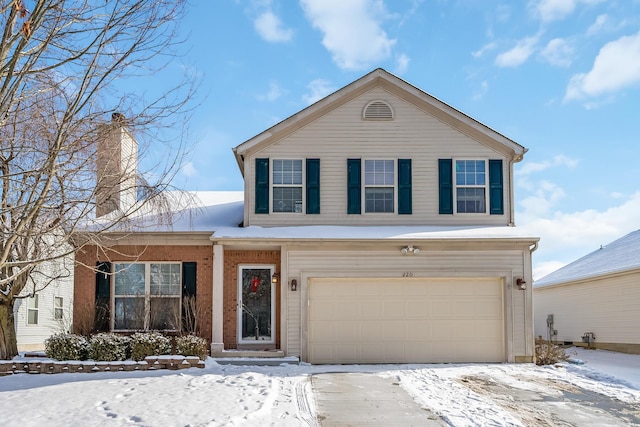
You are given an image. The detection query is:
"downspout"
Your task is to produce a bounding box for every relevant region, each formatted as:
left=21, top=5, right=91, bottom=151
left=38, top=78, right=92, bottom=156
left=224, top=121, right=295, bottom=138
left=524, top=240, right=539, bottom=361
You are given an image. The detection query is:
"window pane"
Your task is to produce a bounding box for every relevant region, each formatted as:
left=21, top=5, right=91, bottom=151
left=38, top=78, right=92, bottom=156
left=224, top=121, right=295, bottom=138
left=150, top=263, right=181, bottom=295
left=54, top=297, right=63, bottom=320
left=28, top=294, right=38, bottom=309
left=28, top=309, right=38, bottom=325
left=149, top=297, right=180, bottom=330
left=365, top=159, right=394, bottom=186
left=114, top=263, right=145, bottom=295
left=114, top=297, right=145, bottom=329
left=273, top=187, right=303, bottom=212
left=456, top=188, right=486, bottom=213
left=365, top=188, right=394, bottom=213
left=272, top=159, right=302, bottom=185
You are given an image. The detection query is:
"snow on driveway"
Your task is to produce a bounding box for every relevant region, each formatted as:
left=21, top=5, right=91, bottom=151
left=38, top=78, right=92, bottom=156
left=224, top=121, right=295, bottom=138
left=0, top=348, right=638, bottom=426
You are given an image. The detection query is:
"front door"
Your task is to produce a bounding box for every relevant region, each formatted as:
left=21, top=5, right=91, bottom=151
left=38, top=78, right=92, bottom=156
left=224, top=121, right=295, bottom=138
left=238, top=265, right=275, bottom=344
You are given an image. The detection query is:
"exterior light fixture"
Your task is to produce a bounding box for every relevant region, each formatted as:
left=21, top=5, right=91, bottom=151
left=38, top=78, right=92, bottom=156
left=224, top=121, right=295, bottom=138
left=271, top=272, right=279, bottom=284
left=400, top=245, right=420, bottom=255
left=516, top=278, right=526, bottom=290
left=290, top=279, right=298, bottom=292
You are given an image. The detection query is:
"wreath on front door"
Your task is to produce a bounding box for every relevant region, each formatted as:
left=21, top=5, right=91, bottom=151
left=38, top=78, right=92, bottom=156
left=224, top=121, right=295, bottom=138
left=245, top=275, right=268, bottom=300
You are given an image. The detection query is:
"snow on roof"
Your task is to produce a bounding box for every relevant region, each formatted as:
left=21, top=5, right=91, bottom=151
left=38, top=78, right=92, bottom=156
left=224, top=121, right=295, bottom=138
left=86, top=190, right=538, bottom=242
left=84, top=191, right=244, bottom=232
left=535, top=229, right=640, bottom=288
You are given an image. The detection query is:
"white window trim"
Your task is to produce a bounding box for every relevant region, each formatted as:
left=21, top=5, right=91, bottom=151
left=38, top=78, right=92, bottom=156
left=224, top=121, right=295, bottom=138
left=362, top=158, right=397, bottom=214
left=453, top=158, right=489, bottom=215
left=270, top=158, right=305, bottom=214
left=237, top=264, right=276, bottom=345
left=27, top=294, right=39, bottom=326
left=111, top=261, right=182, bottom=332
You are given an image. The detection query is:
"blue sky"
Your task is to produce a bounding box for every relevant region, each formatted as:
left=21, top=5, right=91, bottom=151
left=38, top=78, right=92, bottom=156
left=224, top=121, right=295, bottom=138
left=167, top=0, right=640, bottom=279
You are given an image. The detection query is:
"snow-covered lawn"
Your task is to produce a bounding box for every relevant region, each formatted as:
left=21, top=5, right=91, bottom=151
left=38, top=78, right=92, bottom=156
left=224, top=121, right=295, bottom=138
left=0, top=348, right=638, bottom=426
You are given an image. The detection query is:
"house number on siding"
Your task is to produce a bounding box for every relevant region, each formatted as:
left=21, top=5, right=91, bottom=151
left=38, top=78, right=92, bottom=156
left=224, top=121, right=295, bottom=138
left=402, top=272, right=414, bottom=277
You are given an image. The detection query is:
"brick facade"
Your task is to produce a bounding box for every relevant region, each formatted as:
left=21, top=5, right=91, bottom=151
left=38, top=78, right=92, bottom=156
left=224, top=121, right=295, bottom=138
left=223, top=250, right=281, bottom=349
left=74, top=245, right=214, bottom=342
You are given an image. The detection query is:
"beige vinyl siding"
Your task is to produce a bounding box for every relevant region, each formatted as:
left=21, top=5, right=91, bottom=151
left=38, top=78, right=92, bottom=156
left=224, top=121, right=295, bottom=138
left=246, top=87, right=510, bottom=227
left=534, top=271, right=640, bottom=345
left=283, top=245, right=531, bottom=362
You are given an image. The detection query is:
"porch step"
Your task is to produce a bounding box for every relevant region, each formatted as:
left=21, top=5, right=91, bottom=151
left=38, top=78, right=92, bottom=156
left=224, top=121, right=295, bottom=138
left=211, top=350, right=299, bottom=366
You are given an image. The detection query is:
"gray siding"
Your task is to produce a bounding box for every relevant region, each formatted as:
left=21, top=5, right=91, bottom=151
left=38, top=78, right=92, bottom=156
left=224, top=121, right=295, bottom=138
left=534, top=271, right=640, bottom=345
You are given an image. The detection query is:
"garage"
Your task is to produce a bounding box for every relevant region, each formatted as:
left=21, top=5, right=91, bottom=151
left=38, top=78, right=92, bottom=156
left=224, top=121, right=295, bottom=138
left=307, top=277, right=505, bottom=364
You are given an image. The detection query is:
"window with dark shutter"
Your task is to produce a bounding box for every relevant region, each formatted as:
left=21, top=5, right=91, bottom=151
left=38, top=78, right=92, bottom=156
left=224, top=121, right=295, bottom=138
left=438, top=159, right=453, bottom=214
left=255, top=158, right=269, bottom=214
left=398, top=159, right=412, bottom=215
left=347, top=159, right=361, bottom=214
left=306, top=159, right=320, bottom=214
left=489, top=159, right=504, bottom=215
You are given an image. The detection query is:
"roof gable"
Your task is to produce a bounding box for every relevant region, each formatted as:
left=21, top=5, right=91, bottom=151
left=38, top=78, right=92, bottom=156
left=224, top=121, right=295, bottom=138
left=535, top=229, right=640, bottom=287
left=232, top=68, right=527, bottom=176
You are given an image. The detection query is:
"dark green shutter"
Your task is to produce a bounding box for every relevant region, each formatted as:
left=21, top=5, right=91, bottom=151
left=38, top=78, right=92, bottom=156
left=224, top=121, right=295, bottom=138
left=181, top=262, right=197, bottom=333
left=255, top=158, right=269, bottom=214
left=438, top=159, right=453, bottom=214
left=489, top=159, right=504, bottom=215
left=306, top=159, right=320, bottom=214
left=398, top=159, right=412, bottom=214
left=95, top=262, right=111, bottom=332
left=347, top=159, right=361, bottom=214
left=182, top=262, right=197, bottom=298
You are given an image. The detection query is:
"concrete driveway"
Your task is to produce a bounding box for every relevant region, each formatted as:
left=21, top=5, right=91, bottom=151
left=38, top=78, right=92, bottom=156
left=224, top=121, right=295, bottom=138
left=312, top=373, right=445, bottom=426
left=311, top=370, right=640, bottom=426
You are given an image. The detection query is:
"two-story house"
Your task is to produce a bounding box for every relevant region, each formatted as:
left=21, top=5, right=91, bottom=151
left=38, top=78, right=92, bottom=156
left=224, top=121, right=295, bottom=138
left=74, top=69, right=538, bottom=364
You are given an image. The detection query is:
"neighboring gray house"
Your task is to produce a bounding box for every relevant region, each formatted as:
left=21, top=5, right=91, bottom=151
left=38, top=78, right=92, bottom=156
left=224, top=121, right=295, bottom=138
left=534, top=229, right=640, bottom=354
left=14, top=253, right=74, bottom=351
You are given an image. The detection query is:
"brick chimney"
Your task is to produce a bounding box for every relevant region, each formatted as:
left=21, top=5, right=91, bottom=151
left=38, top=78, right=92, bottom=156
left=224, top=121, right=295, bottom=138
left=95, top=113, right=138, bottom=217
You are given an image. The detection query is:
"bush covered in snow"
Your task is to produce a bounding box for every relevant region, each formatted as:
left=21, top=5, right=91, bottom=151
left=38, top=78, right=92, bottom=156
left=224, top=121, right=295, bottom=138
left=176, top=334, right=208, bottom=359
left=130, top=332, right=171, bottom=361
left=45, top=333, right=89, bottom=361
left=535, top=336, right=568, bottom=365
left=88, top=333, right=131, bottom=361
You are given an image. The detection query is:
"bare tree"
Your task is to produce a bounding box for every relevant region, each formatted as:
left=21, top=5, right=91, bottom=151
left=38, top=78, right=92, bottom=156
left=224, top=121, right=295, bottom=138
left=0, top=0, right=193, bottom=359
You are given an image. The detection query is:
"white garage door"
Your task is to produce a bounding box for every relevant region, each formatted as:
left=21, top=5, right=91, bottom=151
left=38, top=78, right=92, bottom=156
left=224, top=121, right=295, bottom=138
left=307, top=278, right=504, bottom=364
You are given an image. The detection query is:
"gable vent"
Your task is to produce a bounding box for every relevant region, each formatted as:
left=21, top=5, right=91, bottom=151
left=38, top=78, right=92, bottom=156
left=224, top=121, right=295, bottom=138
left=363, top=100, right=394, bottom=120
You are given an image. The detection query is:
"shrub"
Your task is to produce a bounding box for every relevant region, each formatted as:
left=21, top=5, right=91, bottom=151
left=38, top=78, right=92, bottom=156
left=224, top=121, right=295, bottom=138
left=176, top=334, right=208, bottom=360
left=45, top=333, right=89, bottom=361
left=88, top=333, right=130, bottom=361
left=130, top=332, right=171, bottom=361
left=535, top=336, right=568, bottom=365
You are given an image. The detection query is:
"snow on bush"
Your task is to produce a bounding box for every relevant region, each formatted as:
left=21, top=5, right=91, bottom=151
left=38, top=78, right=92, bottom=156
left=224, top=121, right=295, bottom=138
left=88, top=333, right=131, bottom=361
left=176, top=334, right=208, bottom=359
left=45, top=333, right=89, bottom=361
left=535, top=336, right=568, bottom=365
left=130, top=332, right=171, bottom=361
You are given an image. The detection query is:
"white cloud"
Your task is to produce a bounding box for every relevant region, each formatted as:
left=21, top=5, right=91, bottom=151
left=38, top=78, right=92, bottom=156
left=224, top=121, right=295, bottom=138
left=495, top=35, right=539, bottom=67
left=472, top=80, right=488, bottom=101
left=586, top=14, right=610, bottom=37
left=394, top=53, right=410, bottom=74
left=254, top=11, right=293, bottom=42
left=540, top=38, right=574, bottom=67
left=302, top=79, right=336, bottom=105
left=182, top=161, right=197, bottom=177
left=531, top=0, right=604, bottom=23
left=257, top=82, right=285, bottom=102
left=300, top=0, right=396, bottom=70
left=519, top=192, right=640, bottom=280
left=516, top=155, right=578, bottom=180
left=472, top=42, right=497, bottom=59
left=564, top=31, right=640, bottom=102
